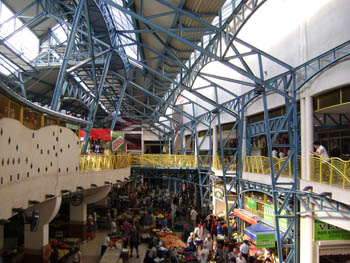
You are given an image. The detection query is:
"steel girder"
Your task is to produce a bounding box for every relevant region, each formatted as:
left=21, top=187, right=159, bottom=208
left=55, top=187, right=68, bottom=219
left=152, top=0, right=268, bottom=116
left=314, top=113, right=350, bottom=129
left=237, top=179, right=350, bottom=216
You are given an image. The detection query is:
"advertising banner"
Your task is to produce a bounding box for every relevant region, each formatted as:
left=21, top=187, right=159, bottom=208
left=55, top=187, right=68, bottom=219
left=264, top=204, right=287, bottom=230
left=314, top=220, right=350, bottom=241
left=214, top=187, right=224, bottom=201
left=110, top=131, right=124, bottom=152
left=247, top=198, right=257, bottom=210
left=256, top=233, right=275, bottom=248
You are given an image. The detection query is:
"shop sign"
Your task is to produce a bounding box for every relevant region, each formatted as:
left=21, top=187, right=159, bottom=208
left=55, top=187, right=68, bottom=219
left=214, top=187, right=224, bottom=201
left=256, top=233, right=275, bottom=248
left=264, top=204, right=287, bottom=230
left=247, top=198, right=257, bottom=210
left=110, top=132, right=124, bottom=152
left=314, top=220, right=350, bottom=241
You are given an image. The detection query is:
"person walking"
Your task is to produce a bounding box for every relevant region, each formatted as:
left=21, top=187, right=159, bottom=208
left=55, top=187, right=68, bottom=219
left=101, top=234, right=111, bottom=257
left=73, top=247, right=83, bottom=263
left=190, top=207, right=198, bottom=227
left=129, top=225, right=141, bottom=258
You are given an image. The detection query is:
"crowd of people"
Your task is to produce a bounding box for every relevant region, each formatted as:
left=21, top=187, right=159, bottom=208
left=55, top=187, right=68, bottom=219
left=90, top=181, right=278, bottom=263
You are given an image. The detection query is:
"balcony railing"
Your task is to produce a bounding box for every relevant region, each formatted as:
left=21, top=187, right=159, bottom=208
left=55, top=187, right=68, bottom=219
left=79, top=154, right=131, bottom=171
left=310, top=156, right=350, bottom=189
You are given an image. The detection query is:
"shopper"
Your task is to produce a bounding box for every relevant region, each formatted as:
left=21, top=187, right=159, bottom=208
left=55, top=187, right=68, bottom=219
left=187, top=232, right=196, bottom=251
left=312, top=141, right=329, bottom=159
left=203, top=234, right=213, bottom=251
left=73, top=247, right=83, bottom=263
left=199, top=247, right=210, bottom=263
left=211, top=216, right=218, bottom=238
left=239, top=240, right=250, bottom=262
left=50, top=244, right=59, bottom=263
left=194, top=221, right=205, bottom=240
left=236, top=252, right=247, bottom=263
left=101, top=234, right=111, bottom=257
left=129, top=226, right=140, bottom=258
left=189, top=206, right=197, bottom=227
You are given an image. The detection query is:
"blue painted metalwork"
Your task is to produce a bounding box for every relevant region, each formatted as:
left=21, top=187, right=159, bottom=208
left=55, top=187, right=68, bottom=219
left=81, top=50, right=113, bottom=153
left=50, top=0, right=85, bottom=111
left=110, top=80, right=128, bottom=131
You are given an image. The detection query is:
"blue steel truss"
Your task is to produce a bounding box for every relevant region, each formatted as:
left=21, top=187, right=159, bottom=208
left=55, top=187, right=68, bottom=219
left=1, top=1, right=350, bottom=262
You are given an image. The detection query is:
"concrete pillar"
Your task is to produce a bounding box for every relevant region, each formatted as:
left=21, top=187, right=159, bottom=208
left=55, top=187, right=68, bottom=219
left=300, top=97, right=306, bottom=180
left=69, top=202, right=88, bottom=241
left=305, top=96, right=314, bottom=181
left=69, top=185, right=111, bottom=241
left=300, top=206, right=316, bottom=263
left=24, top=196, right=62, bottom=263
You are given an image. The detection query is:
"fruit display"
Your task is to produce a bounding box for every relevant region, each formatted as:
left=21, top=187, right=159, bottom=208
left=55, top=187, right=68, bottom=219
left=158, top=232, right=186, bottom=248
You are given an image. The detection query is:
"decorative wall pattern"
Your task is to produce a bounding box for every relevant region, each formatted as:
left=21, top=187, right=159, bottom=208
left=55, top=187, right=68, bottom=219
left=0, top=118, right=130, bottom=219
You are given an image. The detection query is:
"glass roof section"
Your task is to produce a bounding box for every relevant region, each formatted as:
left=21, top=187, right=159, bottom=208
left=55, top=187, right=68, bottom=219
left=0, top=2, right=39, bottom=74
left=108, top=0, right=138, bottom=60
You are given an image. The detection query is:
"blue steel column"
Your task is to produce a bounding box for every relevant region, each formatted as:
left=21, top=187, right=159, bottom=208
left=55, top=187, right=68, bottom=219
left=193, top=120, right=204, bottom=207
left=291, top=75, right=299, bottom=263
left=84, top=0, right=99, bottom=97
left=216, top=109, right=232, bottom=234
left=50, top=0, right=85, bottom=111
left=262, top=89, right=283, bottom=262
left=111, top=81, right=128, bottom=131
left=81, top=50, right=113, bottom=153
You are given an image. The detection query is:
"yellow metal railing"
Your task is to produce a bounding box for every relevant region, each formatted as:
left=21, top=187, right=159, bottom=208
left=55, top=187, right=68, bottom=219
left=245, top=156, right=297, bottom=177
left=79, top=154, right=131, bottom=171
left=130, top=154, right=197, bottom=168
left=310, top=156, right=350, bottom=189
left=244, top=155, right=350, bottom=189
left=79, top=154, right=350, bottom=190
left=213, top=155, right=236, bottom=171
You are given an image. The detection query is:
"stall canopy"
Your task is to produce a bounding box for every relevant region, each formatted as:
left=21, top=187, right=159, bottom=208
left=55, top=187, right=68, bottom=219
left=244, top=223, right=276, bottom=248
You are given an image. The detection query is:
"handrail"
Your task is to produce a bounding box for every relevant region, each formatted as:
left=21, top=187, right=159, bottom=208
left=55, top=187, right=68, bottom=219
left=245, top=156, right=296, bottom=177
left=310, top=156, right=350, bottom=189
left=245, top=155, right=350, bottom=189
left=79, top=154, right=131, bottom=171
left=79, top=154, right=350, bottom=190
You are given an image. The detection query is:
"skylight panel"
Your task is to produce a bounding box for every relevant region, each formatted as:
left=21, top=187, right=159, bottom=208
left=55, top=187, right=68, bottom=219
left=0, top=2, right=39, bottom=62
left=109, top=0, right=138, bottom=60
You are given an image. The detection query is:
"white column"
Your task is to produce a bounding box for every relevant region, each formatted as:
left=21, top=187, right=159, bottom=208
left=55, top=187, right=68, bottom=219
left=305, top=96, right=314, bottom=181
left=24, top=196, right=62, bottom=262
left=300, top=207, right=316, bottom=263
left=24, top=223, right=49, bottom=251
left=70, top=203, right=87, bottom=222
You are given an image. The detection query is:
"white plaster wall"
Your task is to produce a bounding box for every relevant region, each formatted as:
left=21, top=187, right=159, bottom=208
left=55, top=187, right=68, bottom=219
left=0, top=118, right=130, bottom=219
left=143, top=130, right=159, bottom=141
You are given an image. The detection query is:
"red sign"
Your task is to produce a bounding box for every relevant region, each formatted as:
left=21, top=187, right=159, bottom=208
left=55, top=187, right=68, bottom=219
left=79, top=129, right=111, bottom=141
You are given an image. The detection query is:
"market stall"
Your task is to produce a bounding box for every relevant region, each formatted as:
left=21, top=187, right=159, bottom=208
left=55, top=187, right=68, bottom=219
left=158, top=232, right=186, bottom=248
